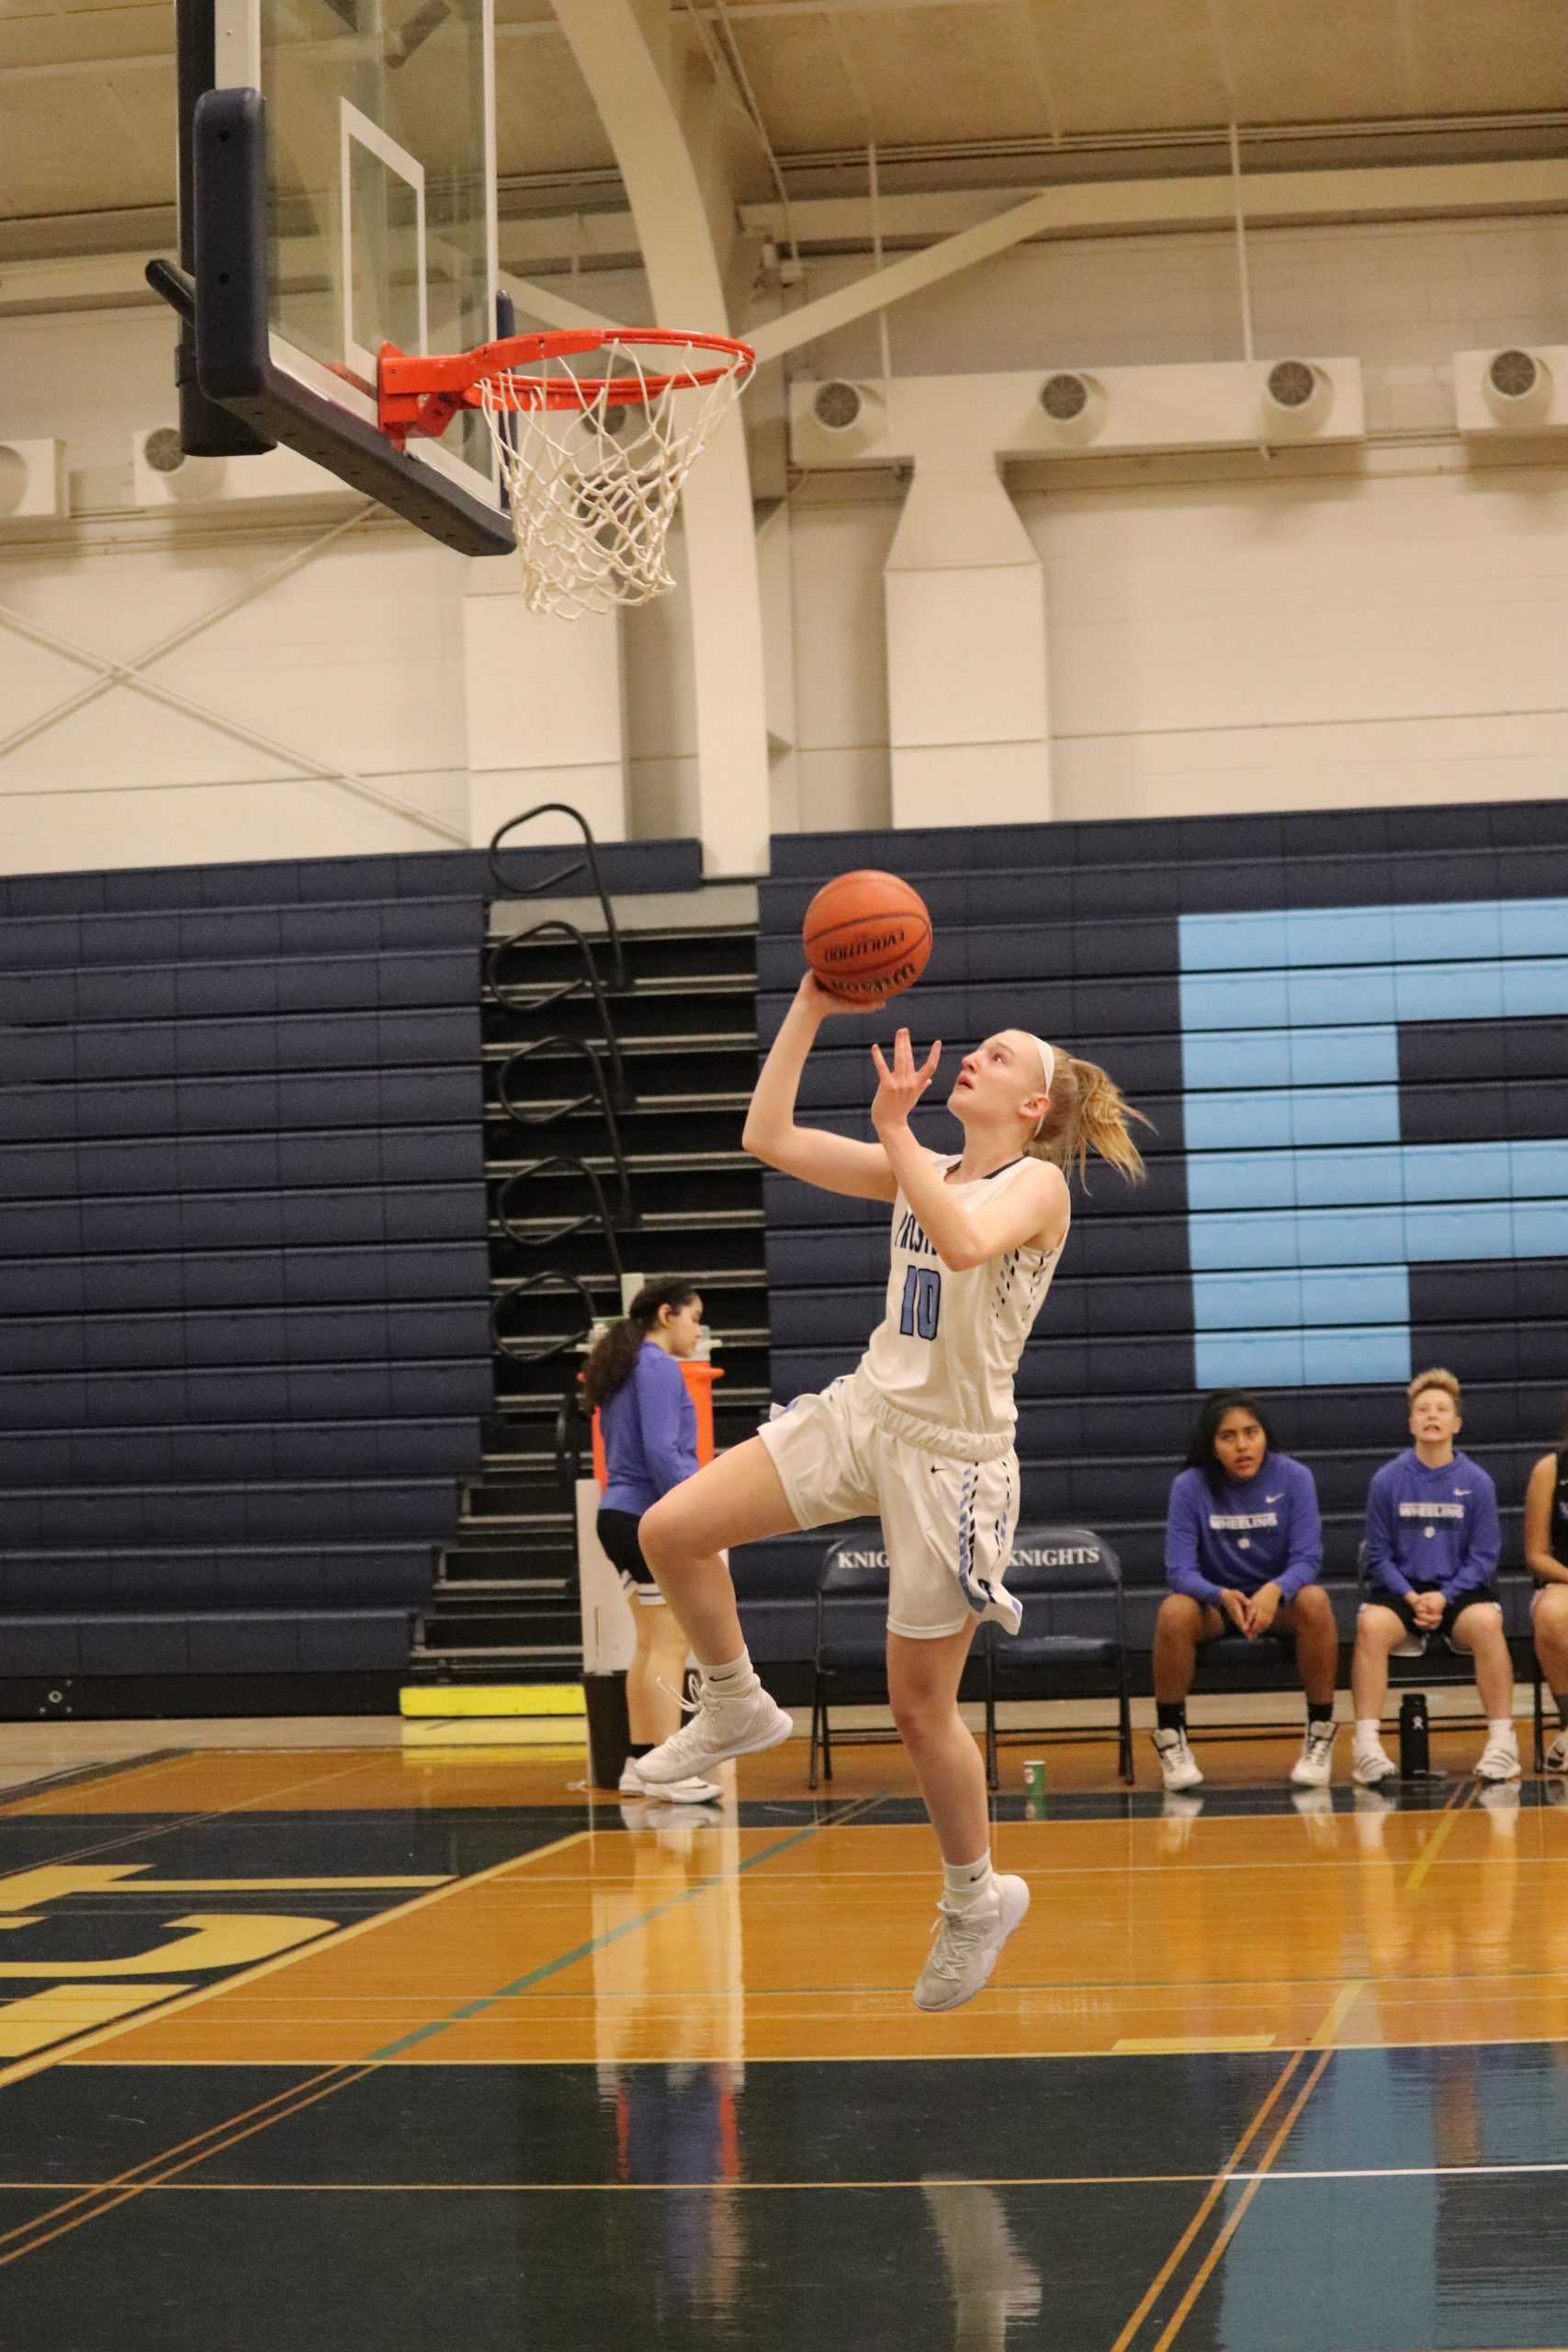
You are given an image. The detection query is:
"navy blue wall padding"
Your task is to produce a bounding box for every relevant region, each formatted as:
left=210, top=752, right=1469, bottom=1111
left=0, top=837, right=703, bottom=921
left=739, top=795, right=1568, bottom=1660
left=0, top=846, right=500, bottom=1682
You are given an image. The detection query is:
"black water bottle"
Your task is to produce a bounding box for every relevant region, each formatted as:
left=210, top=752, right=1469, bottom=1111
left=1398, top=1690, right=1430, bottom=1778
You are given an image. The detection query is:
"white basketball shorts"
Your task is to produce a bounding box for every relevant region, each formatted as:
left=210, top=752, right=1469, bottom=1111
left=757, top=1367, right=1022, bottom=1641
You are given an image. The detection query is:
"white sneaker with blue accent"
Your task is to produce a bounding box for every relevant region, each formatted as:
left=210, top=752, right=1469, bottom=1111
left=913, top=1874, right=1031, bottom=2012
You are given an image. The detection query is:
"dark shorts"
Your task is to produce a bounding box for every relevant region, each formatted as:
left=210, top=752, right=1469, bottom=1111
left=596, top=1508, right=664, bottom=1604
left=1376, top=1582, right=1501, bottom=1654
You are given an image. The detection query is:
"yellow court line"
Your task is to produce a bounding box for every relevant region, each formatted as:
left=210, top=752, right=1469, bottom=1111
left=0, top=1828, right=590, bottom=2092
left=1107, top=2051, right=1306, bottom=2352
left=1113, top=2037, right=1276, bottom=2054
left=1401, top=1779, right=1473, bottom=1894
left=0, top=2064, right=376, bottom=2272
left=1308, top=1979, right=1368, bottom=2047
left=1152, top=2047, right=1334, bottom=2351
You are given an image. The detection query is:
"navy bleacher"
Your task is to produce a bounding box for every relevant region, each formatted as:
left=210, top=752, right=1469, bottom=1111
left=741, top=796, right=1568, bottom=1674
left=0, top=849, right=501, bottom=1705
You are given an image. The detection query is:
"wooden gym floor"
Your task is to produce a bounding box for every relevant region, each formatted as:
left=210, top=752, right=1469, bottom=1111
left=1, top=1717, right=1566, bottom=2350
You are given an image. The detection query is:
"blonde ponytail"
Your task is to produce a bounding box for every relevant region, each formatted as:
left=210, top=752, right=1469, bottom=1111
left=1026, top=1051, right=1150, bottom=1185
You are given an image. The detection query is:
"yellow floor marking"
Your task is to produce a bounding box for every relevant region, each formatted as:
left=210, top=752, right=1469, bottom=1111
left=0, top=1830, right=588, bottom=2091
left=1309, top=1979, right=1369, bottom=2046
left=1108, top=2052, right=1307, bottom=2352
left=1401, top=1781, right=1472, bottom=1893
left=1151, top=2047, right=1334, bottom=2350
left=1112, top=2036, right=1277, bottom=2053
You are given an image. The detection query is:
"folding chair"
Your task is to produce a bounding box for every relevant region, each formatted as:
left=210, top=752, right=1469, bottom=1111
left=984, top=1525, right=1134, bottom=1788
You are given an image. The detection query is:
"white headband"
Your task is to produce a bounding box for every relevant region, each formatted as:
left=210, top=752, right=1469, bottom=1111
left=1023, top=1033, right=1055, bottom=1136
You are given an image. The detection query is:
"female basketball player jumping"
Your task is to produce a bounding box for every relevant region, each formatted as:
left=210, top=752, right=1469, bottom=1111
left=635, top=968, right=1147, bottom=2010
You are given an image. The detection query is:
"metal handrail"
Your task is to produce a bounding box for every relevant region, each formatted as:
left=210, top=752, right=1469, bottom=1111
left=490, top=1268, right=599, bottom=1366
left=494, top=1153, right=627, bottom=1268
left=495, top=1025, right=629, bottom=1143
left=488, top=803, right=626, bottom=993
left=554, top=1385, right=588, bottom=1488
left=485, top=920, right=628, bottom=1062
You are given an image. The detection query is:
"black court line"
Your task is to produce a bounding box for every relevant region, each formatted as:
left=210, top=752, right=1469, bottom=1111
left=0, top=1748, right=191, bottom=1809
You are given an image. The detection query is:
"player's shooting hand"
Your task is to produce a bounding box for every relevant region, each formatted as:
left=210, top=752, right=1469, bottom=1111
left=796, top=971, right=892, bottom=1019
left=870, top=1026, right=942, bottom=1134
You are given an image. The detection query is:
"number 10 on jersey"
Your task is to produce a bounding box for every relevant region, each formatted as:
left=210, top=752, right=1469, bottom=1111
left=899, top=1265, right=942, bottom=1340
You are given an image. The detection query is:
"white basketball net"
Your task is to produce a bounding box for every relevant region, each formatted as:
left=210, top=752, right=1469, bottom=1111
left=476, top=336, right=752, bottom=621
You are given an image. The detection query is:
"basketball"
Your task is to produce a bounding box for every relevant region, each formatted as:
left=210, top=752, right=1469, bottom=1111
left=801, top=869, right=932, bottom=1001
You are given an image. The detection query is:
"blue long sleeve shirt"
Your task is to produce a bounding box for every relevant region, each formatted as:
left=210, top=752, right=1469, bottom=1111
left=1362, top=1449, right=1500, bottom=1602
left=600, top=1341, right=699, bottom=1516
left=1164, top=1454, right=1324, bottom=1607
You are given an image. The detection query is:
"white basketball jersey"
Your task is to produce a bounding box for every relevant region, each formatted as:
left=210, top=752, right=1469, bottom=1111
left=860, top=1151, right=1065, bottom=1442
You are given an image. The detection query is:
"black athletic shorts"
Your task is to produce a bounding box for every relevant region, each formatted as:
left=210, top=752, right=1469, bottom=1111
left=1379, top=1581, right=1500, bottom=1652
left=597, top=1507, right=663, bottom=1602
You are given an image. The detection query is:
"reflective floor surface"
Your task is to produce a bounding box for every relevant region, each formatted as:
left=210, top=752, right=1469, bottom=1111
left=2, top=1722, right=1566, bottom=2350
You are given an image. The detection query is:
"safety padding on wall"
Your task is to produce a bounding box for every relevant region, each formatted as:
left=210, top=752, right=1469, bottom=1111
left=130, top=425, right=345, bottom=509
left=0, top=439, right=67, bottom=520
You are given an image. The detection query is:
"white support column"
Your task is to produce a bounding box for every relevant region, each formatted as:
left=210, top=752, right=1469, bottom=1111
left=463, top=562, right=628, bottom=848
left=550, top=0, right=772, bottom=876
left=885, top=463, right=1050, bottom=831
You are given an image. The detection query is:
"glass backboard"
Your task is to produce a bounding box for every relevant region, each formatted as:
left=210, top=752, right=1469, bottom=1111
left=169, top=0, right=512, bottom=552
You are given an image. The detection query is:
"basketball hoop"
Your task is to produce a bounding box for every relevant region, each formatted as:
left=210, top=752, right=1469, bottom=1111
left=378, top=327, right=755, bottom=618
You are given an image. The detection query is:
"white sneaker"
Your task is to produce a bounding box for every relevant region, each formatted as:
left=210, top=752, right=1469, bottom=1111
left=1352, top=1743, right=1399, bottom=1787
left=1474, top=1731, right=1521, bottom=1783
left=618, top=1758, right=722, bottom=1805
left=913, top=1874, right=1030, bottom=2013
left=633, top=1676, right=793, bottom=1785
left=1151, top=1728, right=1203, bottom=1792
left=1544, top=1728, right=1568, bottom=1775
left=1291, top=1720, right=1337, bottom=1788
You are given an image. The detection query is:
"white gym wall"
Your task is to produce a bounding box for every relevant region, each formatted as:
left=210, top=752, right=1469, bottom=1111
left=2, top=3, right=1567, bottom=877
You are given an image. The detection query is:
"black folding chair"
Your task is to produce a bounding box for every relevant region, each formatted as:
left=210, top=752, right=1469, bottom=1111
left=984, top=1525, right=1134, bottom=1788
left=807, top=1533, right=892, bottom=1791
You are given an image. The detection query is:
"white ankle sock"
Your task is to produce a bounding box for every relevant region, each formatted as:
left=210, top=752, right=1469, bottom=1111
left=942, top=1855, right=994, bottom=1907
left=1353, top=1718, right=1383, bottom=1755
left=1488, top=1718, right=1517, bottom=1743
left=700, top=1651, right=755, bottom=1695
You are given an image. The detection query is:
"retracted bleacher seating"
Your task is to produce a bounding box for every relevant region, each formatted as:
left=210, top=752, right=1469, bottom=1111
left=0, top=851, right=497, bottom=1709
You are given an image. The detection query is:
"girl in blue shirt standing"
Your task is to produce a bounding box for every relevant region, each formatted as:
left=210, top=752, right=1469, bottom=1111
left=1155, top=1390, right=1337, bottom=1793
left=584, top=1279, right=720, bottom=1806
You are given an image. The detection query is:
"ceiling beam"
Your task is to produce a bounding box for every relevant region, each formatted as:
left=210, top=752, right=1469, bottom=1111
left=743, top=155, right=1568, bottom=364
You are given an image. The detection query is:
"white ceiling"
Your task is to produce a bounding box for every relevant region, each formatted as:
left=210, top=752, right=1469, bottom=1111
left=0, top=0, right=1565, bottom=254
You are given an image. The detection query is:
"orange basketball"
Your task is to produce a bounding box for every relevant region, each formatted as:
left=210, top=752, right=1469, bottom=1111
left=801, top=869, right=932, bottom=1001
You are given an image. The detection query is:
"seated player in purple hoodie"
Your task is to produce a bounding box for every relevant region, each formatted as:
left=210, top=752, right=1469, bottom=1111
left=1350, top=1366, right=1512, bottom=1788
left=1153, top=1390, right=1337, bottom=1794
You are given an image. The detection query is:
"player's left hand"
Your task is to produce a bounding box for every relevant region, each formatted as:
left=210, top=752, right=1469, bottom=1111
left=870, top=1027, right=942, bottom=1133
